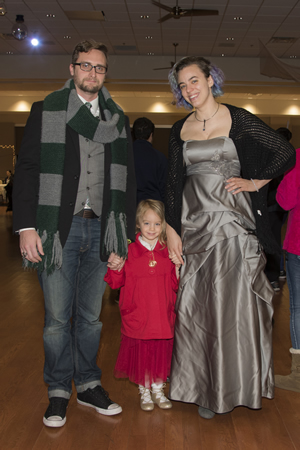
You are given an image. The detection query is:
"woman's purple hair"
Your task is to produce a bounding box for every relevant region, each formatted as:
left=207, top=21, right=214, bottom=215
left=168, top=56, right=225, bottom=110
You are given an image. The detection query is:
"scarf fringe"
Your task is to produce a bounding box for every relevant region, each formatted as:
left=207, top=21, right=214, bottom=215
left=22, top=230, right=63, bottom=275
left=104, top=211, right=128, bottom=258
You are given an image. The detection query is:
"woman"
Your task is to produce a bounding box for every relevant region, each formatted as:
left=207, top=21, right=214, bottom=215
left=275, top=147, right=300, bottom=393
left=5, top=170, right=13, bottom=212
left=165, top=56, right=295, bottom=419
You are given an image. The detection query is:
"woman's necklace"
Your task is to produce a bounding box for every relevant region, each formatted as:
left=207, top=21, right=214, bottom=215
left=194, top=103, right=220, bottom=131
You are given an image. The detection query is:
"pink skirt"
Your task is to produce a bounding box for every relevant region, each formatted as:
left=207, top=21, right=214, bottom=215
left=114, top=334, right=174, bottom=388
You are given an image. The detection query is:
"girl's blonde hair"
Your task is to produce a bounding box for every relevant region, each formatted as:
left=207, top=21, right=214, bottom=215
left=136, top=199, right=167, bottom=246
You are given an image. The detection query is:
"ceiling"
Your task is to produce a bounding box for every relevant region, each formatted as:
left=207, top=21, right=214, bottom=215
left=1, top=0, right=300, bottom=59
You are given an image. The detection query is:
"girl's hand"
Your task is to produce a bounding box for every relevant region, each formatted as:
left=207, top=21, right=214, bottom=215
left=107, top=253, right=125, bottom=271
left=175, top=264, right=181, bottom=280
left=225, top=177, right=270, bottom=195
left=167, top=224, right=184, bottom=265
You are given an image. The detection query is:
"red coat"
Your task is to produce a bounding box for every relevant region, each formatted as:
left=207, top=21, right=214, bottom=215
left=104, top=235, right=178, bottom=340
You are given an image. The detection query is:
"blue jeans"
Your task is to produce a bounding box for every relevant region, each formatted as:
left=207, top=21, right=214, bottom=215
left=38, top=216, right=108, bottom=399
left=286, top=252, right=300, bottom=349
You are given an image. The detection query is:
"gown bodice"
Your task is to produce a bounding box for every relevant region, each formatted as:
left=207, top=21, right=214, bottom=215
left=181, top=137, right=256, bottom=254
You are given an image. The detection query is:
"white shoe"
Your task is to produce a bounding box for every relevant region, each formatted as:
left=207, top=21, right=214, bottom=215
left=139, top=386, right=154, bottom=411
left=151, top=383, right=172, bottom=409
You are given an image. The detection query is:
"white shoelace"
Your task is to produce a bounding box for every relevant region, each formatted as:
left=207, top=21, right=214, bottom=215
left=151, top=383, right=168, bottom=402
left=138, top=386, right=153, bottom=404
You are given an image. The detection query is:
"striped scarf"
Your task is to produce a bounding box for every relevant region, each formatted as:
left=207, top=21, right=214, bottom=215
left=25, top=78, right=128, bottom=274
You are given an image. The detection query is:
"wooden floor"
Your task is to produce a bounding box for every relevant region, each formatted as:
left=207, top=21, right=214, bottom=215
left=0, top=206, right=299, bottom=450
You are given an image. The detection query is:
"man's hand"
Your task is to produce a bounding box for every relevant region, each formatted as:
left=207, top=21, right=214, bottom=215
left=107, top=252, right=125, bottom=271
left=20, top=230, right=44, bottom=263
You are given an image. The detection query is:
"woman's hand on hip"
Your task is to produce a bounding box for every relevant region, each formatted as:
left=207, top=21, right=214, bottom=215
left=225, top=177, right=270, bottom=194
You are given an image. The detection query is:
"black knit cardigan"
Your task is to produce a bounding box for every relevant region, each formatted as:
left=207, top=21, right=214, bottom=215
left=165, top=103, right=296, bottom=255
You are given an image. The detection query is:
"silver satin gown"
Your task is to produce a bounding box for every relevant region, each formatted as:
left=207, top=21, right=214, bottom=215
left=169, top=137, right=275, bottom=413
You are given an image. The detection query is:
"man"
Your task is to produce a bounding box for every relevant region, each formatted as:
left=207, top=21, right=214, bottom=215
left=13, top=40, right=136, bottom=427
left=132, top=117, right=168, bottom=205
left=265, top=127, right=292, bottom=291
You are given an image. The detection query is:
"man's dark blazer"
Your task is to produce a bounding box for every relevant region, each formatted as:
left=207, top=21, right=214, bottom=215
left=13, top=101, right=137, bottom=261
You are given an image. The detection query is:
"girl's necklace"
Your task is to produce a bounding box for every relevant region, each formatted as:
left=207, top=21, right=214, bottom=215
left=147, top=240, right=158, bottom=267
left=149, top=251, right=157, bottom=267
left=194, top=103, right=220, bottom=131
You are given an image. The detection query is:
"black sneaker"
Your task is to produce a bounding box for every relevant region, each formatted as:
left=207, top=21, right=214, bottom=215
left=43, top=397, right=69, bottom=428
left=279, top=270, right=286, bottom=280
left=77, top=385, right=122, bottom=416
left=271, top=281, right=280, bottom=292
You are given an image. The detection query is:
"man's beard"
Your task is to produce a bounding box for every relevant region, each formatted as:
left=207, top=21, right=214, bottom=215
left=74, top=74, right=102, bottom=94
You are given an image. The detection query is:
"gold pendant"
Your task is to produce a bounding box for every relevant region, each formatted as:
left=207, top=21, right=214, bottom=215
left=148, top=251, right=157, bottom=267
left=149, top=260, right=157, bottom=267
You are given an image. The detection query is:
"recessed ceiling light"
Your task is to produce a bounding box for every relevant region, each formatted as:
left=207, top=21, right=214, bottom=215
left=145, top=36, right=153, bottom=39
left=46, top=14, right=56, bottom=18
left=64, top=35, right=72, bottom=39
left=31, top=38, right=39, bottom=46
left=290, top=55, right=297, bottom=59
left=221, top=53, right=225, bottom=57
left=141, top=15, right=150, bottom=19
left=234, top=17, right=242, bottom=20
left=6, top=51, right=13, bottom=55
left=147, top=52, right=154, bottom=55
left=226, top=37, right=234, bottom=41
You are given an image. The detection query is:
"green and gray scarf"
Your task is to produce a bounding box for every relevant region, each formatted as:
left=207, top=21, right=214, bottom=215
left=24, top=78, right=128, bottom=274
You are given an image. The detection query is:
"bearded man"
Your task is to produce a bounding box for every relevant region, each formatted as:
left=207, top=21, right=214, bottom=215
left=13, top=40, right=136, bottom=427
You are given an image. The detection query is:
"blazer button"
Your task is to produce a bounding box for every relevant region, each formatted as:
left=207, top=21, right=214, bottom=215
left=74, top=175, right=79, bottom=180
left=69, top=202, right=74, bottom=207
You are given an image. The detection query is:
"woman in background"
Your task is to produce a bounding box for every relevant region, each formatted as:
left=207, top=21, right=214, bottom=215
left=5, top=169, right=13, bottom=212
left=275, top=147, right=300, bottom=393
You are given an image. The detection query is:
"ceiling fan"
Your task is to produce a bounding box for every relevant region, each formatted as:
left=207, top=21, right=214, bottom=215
left=153, top=43, right=178, bottom=70
left=152, top=0, right=218, bottom=23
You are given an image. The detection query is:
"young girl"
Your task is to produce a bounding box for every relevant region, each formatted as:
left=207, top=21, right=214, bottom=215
left=104, top=200, right=179, bottom=411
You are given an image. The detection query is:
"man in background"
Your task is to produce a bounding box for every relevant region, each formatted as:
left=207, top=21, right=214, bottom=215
left=132, top=117, right=168, bottom=205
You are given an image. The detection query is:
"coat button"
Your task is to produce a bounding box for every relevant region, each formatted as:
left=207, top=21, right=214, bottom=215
left=74, top=175, right=79, bottom=180
left=69, top=202, right=74, bottom=207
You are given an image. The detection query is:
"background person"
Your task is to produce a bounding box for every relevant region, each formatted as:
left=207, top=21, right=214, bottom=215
left=264, top=127, right=292, bottom=291
left=132, top=117, right=168, bottom=205
left=275, top=147, right=300, bottom=393
left=13, top=39, right=136, bottom=427
left=4, top=169, right=13, bottom=212
left=165, top=56, right=295, bottom=419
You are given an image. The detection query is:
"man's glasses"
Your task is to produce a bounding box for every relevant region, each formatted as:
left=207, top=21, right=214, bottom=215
left=73, top=62, right=107, bottom=74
